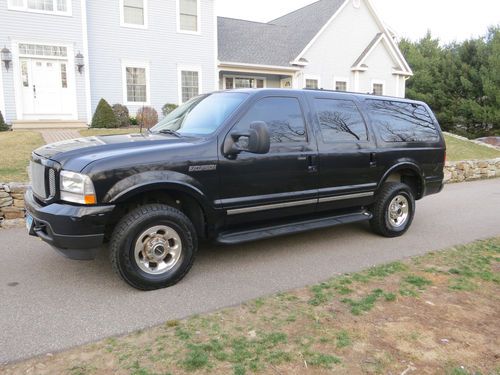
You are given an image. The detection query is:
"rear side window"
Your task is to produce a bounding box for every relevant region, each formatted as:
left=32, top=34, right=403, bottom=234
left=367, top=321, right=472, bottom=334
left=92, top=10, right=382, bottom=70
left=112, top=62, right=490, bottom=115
left=235, top=97, right=307, bottom=143
left=314, top=98, right=368, bottom=142
left=367, top=100, right=439, bottom=142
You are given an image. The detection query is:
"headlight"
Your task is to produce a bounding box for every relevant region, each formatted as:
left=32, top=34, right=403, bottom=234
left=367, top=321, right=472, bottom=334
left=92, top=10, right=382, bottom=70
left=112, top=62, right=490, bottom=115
left=60, top=171, right=97, bottom=205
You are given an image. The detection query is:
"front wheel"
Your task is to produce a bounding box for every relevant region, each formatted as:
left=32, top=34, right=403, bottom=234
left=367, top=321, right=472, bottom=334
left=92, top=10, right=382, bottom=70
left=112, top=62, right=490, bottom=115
left=110, top=204, right=197, bottom=290
left=370, top=182, right=415, bottom=238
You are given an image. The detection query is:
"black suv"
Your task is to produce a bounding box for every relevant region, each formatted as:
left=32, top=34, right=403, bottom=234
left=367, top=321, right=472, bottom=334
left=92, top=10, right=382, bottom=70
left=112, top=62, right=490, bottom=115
left=25, top=89, right=446, bottom=290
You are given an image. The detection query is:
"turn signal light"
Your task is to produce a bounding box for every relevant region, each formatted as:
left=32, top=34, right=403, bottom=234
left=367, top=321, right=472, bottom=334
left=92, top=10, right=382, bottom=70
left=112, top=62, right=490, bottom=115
left=84, top=194, right=97, bottom=205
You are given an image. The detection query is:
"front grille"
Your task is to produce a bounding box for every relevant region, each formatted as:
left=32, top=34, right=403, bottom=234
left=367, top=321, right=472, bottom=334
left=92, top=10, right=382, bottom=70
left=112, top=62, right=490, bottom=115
left=30, top=161, right=56, bottom=200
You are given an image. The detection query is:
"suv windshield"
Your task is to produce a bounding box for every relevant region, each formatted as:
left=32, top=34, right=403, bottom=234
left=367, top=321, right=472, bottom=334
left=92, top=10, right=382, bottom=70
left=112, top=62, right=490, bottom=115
left=151, top=92, right=248, bottom=136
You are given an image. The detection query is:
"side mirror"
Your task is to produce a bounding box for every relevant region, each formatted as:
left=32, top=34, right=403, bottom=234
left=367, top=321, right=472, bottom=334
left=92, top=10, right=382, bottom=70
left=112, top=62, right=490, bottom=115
left=223, top=121, right=271, bottom=157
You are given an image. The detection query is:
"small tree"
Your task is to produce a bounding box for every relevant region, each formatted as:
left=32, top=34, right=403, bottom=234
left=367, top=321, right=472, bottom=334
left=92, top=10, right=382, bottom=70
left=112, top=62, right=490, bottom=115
left=136, top=106, right=158, bottom=129
left=112, top=104, right=130, bottom=128
left=162, top=103, right=178, bottom=117
left=91, top=99, right=118, bottom=128
left=0, top=111, right=9, bottom=132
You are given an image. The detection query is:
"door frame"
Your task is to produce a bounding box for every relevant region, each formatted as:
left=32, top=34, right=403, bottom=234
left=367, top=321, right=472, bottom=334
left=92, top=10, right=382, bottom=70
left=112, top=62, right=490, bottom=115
left=12, top=40, right=78, bottom=121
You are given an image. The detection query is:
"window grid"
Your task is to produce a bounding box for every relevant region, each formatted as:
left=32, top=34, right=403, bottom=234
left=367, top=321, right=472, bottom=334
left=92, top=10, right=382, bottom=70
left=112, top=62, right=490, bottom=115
left=373, top=83, right=384, bottom=96
left=335, top=81, right=347, bottom=92
left=123, top=0, right=145, bottom=25
left=179, top=0, right=198, bottom=32
left=9, top=0, right=70, bottom=14
left=19, top=44, right=67, bottom=57
left=60, top=63, right=67, bottom=88
left=305, top=79, right=319, bottom=89
left=126, top=67, right=147, bottom=103
left=181, top=71, right=199, bottom=103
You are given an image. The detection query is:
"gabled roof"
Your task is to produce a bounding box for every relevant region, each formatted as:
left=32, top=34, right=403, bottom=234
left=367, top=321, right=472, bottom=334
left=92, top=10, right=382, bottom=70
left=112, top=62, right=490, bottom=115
left=218, top=0, right=346, bottom=67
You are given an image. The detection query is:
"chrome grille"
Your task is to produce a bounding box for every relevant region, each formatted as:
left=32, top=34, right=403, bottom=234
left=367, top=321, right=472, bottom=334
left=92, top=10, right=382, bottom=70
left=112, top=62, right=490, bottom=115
left=31, top=161, right=47, bottom=199
left=30, top=161, right=56, bottom=200
left=48, top=168, right=56, bottom=197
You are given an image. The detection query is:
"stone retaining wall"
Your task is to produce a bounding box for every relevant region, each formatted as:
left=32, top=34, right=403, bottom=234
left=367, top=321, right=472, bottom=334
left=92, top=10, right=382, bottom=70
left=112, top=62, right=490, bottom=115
left=0, top=183, right=28, bottom=225
left=444, top=158, right=500, bottom=184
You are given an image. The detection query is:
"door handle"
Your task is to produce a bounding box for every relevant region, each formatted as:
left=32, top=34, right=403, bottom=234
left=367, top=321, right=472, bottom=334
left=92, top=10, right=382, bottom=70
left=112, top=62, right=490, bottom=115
left=370, top=152, right=377, bottom=167
left=33, top=85, right=37, bottom=99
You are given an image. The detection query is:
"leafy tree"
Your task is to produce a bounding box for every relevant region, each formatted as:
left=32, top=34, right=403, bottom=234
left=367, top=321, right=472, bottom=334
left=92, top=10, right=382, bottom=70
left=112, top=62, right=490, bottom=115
left=91, top=99, right=119, bottom=128
left=162, top=103, right=178, bottom=117
left=400, top=26, right=500, bottom=138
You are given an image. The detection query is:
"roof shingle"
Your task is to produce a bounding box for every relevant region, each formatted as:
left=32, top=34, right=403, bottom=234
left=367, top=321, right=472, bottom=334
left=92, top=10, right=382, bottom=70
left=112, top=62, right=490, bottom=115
left=218, top=0, right=346, bottom=67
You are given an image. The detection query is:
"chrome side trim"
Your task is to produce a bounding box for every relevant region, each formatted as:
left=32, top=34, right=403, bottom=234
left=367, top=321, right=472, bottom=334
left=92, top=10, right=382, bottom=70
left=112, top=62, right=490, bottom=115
left=227, top=199, right=317, bottom=216
left=319, top=191, right=374, bottom=203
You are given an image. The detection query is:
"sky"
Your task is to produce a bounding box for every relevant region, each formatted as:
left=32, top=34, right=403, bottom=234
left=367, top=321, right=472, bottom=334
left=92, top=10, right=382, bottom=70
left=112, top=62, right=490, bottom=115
left=216, top=0, right=500, bottom=44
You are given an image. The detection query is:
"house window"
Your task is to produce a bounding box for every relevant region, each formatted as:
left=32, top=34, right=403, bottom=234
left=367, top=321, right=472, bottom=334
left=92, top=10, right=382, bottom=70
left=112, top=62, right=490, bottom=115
left=122, top=0, right=146, bottom=27
left=8, top=0, right=70, bottom=15
left=19, top=43, right=68, bottom=57
left=126, top=67, right=148, bottom=103
left=181, top=70, right=200, bottom=103
left=179, top=0, right=199, bottom=32
left=373, top=83, right=384, bottom=96
left=305, top=79, right=319, bottom=89
left=60, top=63, right=67, bottom=88
left=335, top=81, right=348, bottom=92
left=224, top=76, right=265, bottom=89
left=21, top=61, right=29, bottom=87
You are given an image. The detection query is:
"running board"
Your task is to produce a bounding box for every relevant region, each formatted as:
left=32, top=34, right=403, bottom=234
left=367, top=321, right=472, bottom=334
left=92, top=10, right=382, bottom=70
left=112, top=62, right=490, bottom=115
left=216, top=211, right=372, bottom=245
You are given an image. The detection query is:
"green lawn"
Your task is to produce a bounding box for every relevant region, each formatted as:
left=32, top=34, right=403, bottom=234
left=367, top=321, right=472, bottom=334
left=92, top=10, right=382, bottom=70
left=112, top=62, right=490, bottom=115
left=0, top=131, right=44, bottom=182
left=444, top=134, right=500, bottom=161
left=79, top=127, right=141, bottom=137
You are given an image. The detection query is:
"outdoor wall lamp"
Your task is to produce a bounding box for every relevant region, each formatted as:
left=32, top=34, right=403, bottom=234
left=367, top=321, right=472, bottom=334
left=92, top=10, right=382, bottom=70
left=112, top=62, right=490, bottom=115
left=75, top=52, right=85, bottom=74
left=1, top=47, right=12, bottom=71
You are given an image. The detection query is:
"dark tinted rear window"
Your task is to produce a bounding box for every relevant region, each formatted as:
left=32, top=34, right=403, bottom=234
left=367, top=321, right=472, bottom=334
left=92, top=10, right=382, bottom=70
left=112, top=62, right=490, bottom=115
left=314, top=99, right=368, bottom=142
left=367, top=100, right=439, bottom=142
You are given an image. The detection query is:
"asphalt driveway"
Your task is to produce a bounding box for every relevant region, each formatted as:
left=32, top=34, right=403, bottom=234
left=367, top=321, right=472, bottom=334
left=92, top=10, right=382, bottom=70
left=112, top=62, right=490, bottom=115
left=1, top=178, right=499, bottom=364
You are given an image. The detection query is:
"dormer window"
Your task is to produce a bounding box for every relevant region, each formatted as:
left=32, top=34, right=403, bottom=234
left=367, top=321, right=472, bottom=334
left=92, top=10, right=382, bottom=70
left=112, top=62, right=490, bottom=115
left=178, top=0, right=200, bottom=34
left=8, top=0, right=71, bottom=15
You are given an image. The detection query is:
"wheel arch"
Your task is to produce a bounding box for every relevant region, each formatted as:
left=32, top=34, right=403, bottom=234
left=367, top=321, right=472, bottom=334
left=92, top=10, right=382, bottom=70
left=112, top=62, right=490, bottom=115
left=378, top=162, right=425, bottom=200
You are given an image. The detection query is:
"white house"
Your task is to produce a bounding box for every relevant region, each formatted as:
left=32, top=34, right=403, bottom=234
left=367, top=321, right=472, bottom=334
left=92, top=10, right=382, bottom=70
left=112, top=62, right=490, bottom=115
left=0, top=0, right=412, bottom=128
left=218, top=0, right=412, bottom=96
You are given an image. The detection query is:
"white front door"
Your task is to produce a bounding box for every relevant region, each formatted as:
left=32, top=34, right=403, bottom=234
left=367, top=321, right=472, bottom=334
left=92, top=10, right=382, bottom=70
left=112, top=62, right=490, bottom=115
left=20, top=58, right=74, bottom=119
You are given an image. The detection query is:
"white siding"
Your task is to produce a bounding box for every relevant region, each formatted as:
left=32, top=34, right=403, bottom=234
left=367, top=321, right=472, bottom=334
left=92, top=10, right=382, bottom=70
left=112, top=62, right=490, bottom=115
left=299, top=0, right=405, bottom=97
left=87, top=0, right=217, bottom=117
left=0, top=0, right=87, bottom=122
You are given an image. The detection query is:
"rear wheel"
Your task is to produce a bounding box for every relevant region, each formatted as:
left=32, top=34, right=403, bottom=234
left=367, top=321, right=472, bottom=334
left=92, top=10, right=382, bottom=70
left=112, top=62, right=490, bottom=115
left=370, top=182, right=415, bottom=237
left=110, top=204, right=197, bottom=290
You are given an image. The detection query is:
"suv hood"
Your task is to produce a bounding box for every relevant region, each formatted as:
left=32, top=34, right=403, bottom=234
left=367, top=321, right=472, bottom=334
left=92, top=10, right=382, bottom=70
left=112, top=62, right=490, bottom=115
left=33, top=133, right=196, bottom=171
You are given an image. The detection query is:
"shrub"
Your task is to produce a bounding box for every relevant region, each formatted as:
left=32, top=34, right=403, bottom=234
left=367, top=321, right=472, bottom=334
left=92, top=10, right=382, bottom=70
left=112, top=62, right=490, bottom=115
left=162, top=103, right=178, bottom=117
left=112, top=104, right=130, bottom=128
left=136, top=106, right=158, bottom=129
left=0, top=111, right=9, bottom=131
left=91, top=99, right=119, bottom=128
left=129, top=116, right=138, bottom=126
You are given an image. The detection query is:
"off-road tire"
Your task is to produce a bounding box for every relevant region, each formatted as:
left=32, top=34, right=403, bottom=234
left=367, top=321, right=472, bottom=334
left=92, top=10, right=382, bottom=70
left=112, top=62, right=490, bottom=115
left=370, top=182, right=415, bottom=238
left=110, top=204, right=197, bottom=290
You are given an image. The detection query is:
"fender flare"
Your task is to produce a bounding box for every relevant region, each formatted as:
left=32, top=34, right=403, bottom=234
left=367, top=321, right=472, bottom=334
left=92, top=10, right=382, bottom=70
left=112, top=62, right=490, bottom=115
left=378, top=162, right=425, bottom=198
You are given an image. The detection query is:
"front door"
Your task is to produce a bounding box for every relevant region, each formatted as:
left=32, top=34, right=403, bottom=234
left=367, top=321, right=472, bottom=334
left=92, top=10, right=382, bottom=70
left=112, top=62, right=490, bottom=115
left=20, top=58, right=73, bottom=119
left=218, top=93, right=319, bottom=228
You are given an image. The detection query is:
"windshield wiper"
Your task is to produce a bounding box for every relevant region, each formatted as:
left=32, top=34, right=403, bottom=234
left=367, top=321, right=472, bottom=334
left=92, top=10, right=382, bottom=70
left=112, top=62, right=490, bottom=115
left=158, top=129, right=182, bottom=138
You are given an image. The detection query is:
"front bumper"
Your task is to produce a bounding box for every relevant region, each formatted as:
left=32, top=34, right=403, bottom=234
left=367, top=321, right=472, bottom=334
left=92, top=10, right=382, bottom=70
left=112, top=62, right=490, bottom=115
left=24, top=189, right=115, bottom=260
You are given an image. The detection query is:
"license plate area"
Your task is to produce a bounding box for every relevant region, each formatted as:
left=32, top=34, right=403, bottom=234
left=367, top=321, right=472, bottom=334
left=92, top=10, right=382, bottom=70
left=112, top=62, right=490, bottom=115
left=26, top=214, right=34, bottom=234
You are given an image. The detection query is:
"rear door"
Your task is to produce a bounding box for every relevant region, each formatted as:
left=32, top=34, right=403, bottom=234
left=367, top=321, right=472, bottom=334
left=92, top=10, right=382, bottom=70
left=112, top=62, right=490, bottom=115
left=309, top=92, right=380, bottom=212
left=218, top=92, right=319, bottom=228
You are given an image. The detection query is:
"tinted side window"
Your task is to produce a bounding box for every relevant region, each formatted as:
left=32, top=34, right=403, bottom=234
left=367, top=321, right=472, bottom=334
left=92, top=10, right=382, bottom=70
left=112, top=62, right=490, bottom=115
left=367, top=100, right=439, bottom=142
left=235, top=97, right=307, bottom=143
left=314, top=99, right=368, bottom=142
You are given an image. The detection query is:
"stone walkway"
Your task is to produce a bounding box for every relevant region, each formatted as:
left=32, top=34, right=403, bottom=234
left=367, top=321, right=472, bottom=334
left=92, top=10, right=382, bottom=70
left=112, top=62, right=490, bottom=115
left=38, top=129, right=82, bottom=144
